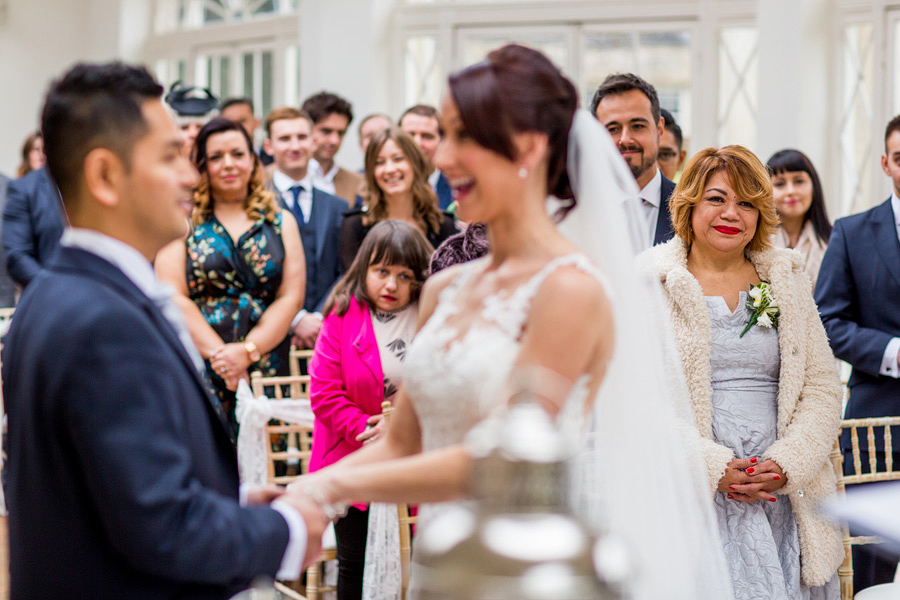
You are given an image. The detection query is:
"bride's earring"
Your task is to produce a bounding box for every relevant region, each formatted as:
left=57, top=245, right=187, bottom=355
left=518, top=166, right=528, bottom=179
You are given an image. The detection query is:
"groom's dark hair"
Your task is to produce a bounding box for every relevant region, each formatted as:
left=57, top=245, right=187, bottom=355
left=41, top=61, right=163, bottom=203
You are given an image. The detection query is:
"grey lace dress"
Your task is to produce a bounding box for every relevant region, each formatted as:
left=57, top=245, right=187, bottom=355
left=707, top=291, right=838, bottom=600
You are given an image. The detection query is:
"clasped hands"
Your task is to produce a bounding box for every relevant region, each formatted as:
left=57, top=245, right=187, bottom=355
left=716, top=457, right=786, bottom=503
left=209, top=343, right=251, bottom=391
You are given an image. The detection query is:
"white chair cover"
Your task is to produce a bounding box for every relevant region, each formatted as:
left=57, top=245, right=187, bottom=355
left=234, top=379, right=314, bottom=487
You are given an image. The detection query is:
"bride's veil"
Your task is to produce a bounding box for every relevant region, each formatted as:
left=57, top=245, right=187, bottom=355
left=559, top=110, right=734, bottom=599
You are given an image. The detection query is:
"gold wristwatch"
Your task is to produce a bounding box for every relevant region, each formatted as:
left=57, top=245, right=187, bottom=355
left=243, top=340, right=261, bottom=362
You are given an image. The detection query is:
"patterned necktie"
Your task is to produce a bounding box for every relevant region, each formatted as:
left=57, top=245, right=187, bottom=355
left=290, top=185, right=306, bottom=224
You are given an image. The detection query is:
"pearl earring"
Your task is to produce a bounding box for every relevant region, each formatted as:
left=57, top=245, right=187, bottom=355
left=518, top=166, right=528, bottom=179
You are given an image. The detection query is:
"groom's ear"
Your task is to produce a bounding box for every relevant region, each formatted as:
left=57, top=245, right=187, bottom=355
left=512, top=131, right=549, bottom=174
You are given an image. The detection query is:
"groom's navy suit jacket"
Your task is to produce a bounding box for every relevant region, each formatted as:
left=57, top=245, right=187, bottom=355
left=2, top=247, right=290, bottom=599
left=815, top=199, right=900, bottom=450
left=654, top=174, right=677, bottom=246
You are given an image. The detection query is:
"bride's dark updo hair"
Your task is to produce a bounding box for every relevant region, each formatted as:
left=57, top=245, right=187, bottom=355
left=448, top=44, right=579, bottom=212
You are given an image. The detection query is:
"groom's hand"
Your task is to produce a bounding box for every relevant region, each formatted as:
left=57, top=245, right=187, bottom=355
left=279, top=490, right=329, bottom=568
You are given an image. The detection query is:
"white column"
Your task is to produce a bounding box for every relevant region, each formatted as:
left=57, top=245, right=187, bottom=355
left=299, top=0, right=398, bottom=170
left=756, top=0, right=832, bottom=176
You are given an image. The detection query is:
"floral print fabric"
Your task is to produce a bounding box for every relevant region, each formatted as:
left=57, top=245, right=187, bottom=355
left=186, top=213, right=291, bottom=429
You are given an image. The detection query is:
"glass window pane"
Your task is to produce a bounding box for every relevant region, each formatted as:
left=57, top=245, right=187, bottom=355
left=262, top=51, right=273, bottom=118
left=219, top=55, right=231, bottom=99
left=583, top=29, right=692, bottom=140
left=243, top=52, right=254, bottom=99
left=841, top=22, right=875, bottom=216
left=458, top=30, right=567, bottom=72
left=717, top=27, right=758, bottom=149
left=404, top=35, right=442, bottom=108
left=203, top=0, right=225, bottom=24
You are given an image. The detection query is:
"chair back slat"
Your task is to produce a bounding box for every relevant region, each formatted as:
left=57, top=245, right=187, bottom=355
left=248, top=372, right=315, bottom=482
left=289, top=348, right=315, bottom=377
left=833, top=416, right=900, bottom=599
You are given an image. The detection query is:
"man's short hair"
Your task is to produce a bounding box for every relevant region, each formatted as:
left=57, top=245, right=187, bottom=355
left=399, top=104, right=439, bottom=123
left=42, top=62, right=163, bottom=202
left=220, top=96, right=255, bottom=113
left=660, top=108, right=683, bottom=150
left=301, top=92, right=353, bottom=126
left=590, top=73, right=661, bottom=124
left=886, top=114, right=900, bottom=152
left=264, top=106, right=312, bottom=137
left=358, top=113, right=392, bottom=138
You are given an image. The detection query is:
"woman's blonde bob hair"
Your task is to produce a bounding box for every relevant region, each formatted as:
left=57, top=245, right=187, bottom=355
left=669, top=145, right=778, bottom=253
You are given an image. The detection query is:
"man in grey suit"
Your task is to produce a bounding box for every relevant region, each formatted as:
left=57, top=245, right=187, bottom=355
left=263, top=106, right=346, bottom=349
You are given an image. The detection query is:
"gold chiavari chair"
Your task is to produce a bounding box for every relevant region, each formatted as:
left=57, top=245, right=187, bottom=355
left=831, top=416, right=900, bottom=599
left=248, top=371, right=336, bottom=600
left=380, top=400, right=417, bottom=600
left=289, top=347, right=314, bottom=377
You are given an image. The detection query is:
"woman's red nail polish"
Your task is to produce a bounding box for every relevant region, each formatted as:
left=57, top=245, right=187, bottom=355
left=729, top=486, right=735, bottom=491
left=774, top=475, right=781, bottom=480
left=769, top=498, right=776, bottom=502
left=750, top=457, right=758, bottom=464
left=747, top=467, right=755, bottom=474
left=727, top=494, right=734, bottom=499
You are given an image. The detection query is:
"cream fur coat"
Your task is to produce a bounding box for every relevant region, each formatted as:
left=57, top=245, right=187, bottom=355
left=639, top=238, right=843, bottom=587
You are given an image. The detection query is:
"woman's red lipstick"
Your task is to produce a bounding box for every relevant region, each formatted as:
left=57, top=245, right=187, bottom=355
left=714, top=226, right=740, bottom=235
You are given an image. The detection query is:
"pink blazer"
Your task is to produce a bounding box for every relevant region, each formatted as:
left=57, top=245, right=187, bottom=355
left=309, top=296, right=384, bottom=474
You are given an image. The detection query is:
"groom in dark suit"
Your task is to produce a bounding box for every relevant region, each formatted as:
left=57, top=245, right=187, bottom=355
left=3, top=62, right=327, bottom=599
left=816, top=114, right=900, bottom=593
left=263, top=106, right=346, bottom=349
left=591, top=73, right=675, bottom=250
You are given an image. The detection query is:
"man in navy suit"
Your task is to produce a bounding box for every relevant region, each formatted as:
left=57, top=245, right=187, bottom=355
left=816, top=114, right=900, bottom=593
left=0, top=172, right=17, bottom=306
left=2, top=166, right=66, bottom=288
left=2, top=61, right=327, bottom=599
left=263, top=106, right=346, bottom=349
left=400, top=104, right=453, bottom=210
left=591, top=73, right=676, bottom=250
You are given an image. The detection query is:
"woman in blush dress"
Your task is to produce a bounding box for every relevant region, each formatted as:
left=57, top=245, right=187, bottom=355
left=766, top=149, right=832, bottom=289
left=640, top=145, right=843, bottom=599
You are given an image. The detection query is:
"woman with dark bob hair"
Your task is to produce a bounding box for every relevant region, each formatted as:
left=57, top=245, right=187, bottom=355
left=157, top=117, right=304, bottom=432
left=295, top=45, right=730, bottom=599
left=639, top=145, right=843, bottom=599
left=339, top=127, right=457, bottom=271
left=766, top=149, right=832, bottom=289
left=309, top=220, right=432, bottom=600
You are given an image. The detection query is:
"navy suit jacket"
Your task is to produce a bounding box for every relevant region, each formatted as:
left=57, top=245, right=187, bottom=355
left=0, top=174, right=16, bottom=306
left=272, top=185, right=345, bottom=312
left=435, top=172, right=453, bottom=211
left=654, top=174, right=676, bottom=246
left=2, top=167, right=65, bottom=287
left=2, top=247, right=290, bottom=599
left=815, top=199, right=900, bottom=440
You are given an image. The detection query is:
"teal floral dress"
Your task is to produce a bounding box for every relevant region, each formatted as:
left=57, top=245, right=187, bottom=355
left=187, top=212, right=290, bottom=432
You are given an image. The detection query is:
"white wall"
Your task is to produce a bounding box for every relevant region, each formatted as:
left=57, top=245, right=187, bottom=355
left=0, top=0, right=150, bottom=175
left=299, top=0, right=397, bottom=171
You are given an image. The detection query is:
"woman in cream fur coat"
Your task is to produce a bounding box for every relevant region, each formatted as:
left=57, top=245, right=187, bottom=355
left=639, top=145, right=843, bottom=599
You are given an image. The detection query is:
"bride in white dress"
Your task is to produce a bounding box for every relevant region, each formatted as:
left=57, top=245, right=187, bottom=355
left=300, top=44, right=734, bottom=600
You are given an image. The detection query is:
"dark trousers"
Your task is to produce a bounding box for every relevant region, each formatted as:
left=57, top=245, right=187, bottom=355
left=845, top=450, right=900, bottom=593
left=333, top=506, right=369, bottom=600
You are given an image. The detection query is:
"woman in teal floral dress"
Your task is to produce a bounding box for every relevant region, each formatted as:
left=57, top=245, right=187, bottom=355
left=157, top=117, right=305, bottom=433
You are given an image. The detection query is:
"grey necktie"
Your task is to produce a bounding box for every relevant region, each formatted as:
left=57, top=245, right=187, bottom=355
left=147, top=283, right=205, bottom=373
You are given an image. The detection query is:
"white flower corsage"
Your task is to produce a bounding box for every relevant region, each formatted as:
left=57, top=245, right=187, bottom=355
left=740, top=282, right=780, bottom=338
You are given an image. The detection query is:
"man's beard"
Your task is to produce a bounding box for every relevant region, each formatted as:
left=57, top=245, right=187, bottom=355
left=623, top=148, right=656, bottom=182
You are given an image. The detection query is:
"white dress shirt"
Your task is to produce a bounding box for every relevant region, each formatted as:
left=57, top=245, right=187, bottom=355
left=428, top=168, right=441, bottom=190
left=621, top=168, right=661, bottom=252
left=879, top=192, right=900, bottom=378
left=62, top=227, right=307, bottom=580
left=272, top=169, right=313, bottom=223
left=308, top=158, right=338, bottom=196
